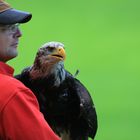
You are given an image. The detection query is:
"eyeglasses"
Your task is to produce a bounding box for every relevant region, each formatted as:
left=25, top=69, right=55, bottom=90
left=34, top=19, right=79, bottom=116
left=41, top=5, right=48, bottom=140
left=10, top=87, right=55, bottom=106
left=0, top=23, right=20, bottom=34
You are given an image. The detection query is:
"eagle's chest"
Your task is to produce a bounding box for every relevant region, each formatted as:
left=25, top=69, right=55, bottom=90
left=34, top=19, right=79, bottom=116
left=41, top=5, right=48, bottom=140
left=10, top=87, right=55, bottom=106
left=43, top=84, right=80, bottom=116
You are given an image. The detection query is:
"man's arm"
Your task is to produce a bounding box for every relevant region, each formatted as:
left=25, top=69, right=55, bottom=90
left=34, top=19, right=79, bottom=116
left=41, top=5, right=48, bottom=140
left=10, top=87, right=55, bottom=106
left=0, top=88, right=60, bottom=140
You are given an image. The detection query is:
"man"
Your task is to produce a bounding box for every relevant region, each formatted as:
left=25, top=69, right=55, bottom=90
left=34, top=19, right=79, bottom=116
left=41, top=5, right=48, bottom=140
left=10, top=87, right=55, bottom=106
left=0, top=0, right=60, bottom=140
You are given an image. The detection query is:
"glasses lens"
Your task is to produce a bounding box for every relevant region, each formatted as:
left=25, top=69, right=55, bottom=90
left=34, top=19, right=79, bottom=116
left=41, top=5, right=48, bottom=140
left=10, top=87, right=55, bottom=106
left=9, top=24, right=20, bottom=33
left=0, top=24, right=20, bottom=33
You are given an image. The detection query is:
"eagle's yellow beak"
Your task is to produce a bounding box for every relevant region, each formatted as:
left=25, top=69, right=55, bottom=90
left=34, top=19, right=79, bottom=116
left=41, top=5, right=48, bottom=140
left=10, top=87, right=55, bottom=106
left=50, top=46, right=66, bottom=61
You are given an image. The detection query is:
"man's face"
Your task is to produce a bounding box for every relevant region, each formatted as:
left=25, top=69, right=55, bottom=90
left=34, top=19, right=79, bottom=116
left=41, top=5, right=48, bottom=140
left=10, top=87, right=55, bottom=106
left=0, top=24, right=22, bottom=62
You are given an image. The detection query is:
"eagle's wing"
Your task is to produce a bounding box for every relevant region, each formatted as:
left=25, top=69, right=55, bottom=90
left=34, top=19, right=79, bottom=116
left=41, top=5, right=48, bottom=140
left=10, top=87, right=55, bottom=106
left=73, top=77, right=98, bottom=139
left=14, top=67, right=31, bottom=86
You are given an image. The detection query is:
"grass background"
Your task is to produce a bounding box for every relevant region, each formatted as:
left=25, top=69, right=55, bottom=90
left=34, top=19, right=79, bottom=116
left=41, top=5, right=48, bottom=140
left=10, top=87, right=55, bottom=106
left=7, top=0, right=140, bottom=139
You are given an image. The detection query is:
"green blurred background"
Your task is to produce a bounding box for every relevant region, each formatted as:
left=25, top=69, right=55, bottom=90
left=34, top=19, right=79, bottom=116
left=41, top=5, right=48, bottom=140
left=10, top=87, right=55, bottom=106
left=7, top=0, right=140, bottom=139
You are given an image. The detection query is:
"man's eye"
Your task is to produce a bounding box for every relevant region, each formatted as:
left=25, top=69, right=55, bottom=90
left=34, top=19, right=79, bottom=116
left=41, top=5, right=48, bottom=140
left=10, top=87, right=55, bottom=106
left=0, top=27, right=7, bottom=31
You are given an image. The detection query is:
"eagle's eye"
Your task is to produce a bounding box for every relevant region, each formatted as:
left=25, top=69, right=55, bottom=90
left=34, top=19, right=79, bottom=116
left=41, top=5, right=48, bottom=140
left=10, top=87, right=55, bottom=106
left=47, top=47, right=55, bottom=52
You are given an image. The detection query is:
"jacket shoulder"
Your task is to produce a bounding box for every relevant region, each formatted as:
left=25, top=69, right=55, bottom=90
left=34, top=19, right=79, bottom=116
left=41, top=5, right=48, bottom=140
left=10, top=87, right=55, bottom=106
left=0, top=74, right=29, bottom=112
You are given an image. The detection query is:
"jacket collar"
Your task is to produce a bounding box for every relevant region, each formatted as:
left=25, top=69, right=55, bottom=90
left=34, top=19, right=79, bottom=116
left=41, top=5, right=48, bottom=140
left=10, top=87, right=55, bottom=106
left=0, top=61, right=14, bottom=76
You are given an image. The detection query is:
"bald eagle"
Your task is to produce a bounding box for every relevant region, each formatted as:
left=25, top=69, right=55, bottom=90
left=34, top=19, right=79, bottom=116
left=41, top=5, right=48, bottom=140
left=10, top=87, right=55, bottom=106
left=15, top=42, right=98, bottom=140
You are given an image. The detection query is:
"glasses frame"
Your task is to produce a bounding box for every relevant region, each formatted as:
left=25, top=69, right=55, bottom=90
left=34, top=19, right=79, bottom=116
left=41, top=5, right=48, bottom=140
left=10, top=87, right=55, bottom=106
left=0, top=23, right=20, bottom=34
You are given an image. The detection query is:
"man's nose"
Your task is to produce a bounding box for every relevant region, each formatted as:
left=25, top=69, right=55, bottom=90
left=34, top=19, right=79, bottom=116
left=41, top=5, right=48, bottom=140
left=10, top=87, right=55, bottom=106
left=13, top=28, right=22, bottom=38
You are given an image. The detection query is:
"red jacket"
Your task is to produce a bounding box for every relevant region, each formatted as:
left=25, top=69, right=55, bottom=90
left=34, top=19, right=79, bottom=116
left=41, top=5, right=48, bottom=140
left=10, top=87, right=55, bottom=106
left=0, top=62, right=60, bottom=140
